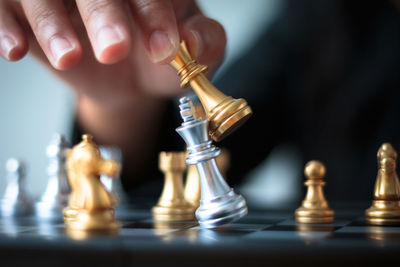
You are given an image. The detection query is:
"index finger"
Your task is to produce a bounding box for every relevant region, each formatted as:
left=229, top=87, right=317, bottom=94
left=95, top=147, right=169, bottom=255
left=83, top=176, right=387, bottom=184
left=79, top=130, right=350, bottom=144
left=129, top=0, right=179, bottom=64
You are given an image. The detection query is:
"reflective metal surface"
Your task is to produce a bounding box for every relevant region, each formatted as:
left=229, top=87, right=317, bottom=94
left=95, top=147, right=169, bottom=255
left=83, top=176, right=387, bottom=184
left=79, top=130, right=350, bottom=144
left=63, top=134, right=120, bottom=231
left=184, top=149, right=230, bottom=208
left=152, top=151, right=196, bottom=222
left=295, top=160, right=334, bottom=224
left=36, top=133, right=70, bottom=219
left=99, top=145, right=127, bottom=206
left=176, top=97, right=247, bottom=228
left=170, top=41, right=252, bottom=142
left=1, top=158, right=33, bottom=217
left=366, top=143, right=400, bottom=225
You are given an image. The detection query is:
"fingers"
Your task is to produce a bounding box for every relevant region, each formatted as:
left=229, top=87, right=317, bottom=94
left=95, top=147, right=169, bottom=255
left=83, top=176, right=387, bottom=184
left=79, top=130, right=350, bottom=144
left=76, top=0, right=132, bottom=64
left=21, top=0, right=82, bottom=70
left=179, top=14, right=226, bottom=73
left=3, top=0, right=226, bottom=73
left=0, top=1, right=28, bottom=61
left=129, top=0, right=179, bottom=64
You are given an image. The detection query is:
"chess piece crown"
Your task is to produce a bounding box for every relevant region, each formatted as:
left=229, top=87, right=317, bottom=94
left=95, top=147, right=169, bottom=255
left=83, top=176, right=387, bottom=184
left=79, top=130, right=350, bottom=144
left=295, top=160, right=334, bottom=224
left=176, top=96, right=247, bottom=228
left=170, top=41, right=252, bottom=142
left=365, top=143, right=400, bottom=225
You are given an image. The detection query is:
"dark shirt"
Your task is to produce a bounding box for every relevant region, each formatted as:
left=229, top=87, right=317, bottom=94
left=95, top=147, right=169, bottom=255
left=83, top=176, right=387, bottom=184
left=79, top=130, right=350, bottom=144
left=216, top=0, right=400, bottom=202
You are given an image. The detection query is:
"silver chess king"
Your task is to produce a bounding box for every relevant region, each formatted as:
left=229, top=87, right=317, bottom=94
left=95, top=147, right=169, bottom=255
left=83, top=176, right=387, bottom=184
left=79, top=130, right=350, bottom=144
left=176, top=96, right=248, bottom=228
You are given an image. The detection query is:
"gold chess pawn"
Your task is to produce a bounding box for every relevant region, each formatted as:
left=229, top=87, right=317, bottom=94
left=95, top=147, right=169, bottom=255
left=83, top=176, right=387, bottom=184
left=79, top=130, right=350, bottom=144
left=152, top=151, right=196, bottom=222
left=365, top=143, right=400, bottom=225
left=184, top=149, right=230, bottom=208
left=377, top=142, right=397, bottom=160
left=295, top=160, right=334, bottom=224
left=170, top=41, right=252, bottom=142
left=63, top=134, right=120, bottom=231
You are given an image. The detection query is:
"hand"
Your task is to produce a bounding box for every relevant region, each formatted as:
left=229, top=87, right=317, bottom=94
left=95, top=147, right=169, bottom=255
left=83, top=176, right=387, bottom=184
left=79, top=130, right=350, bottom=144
left=0, top=0, right=226, bottom=107
left=0, top=0, right=226, bottom=177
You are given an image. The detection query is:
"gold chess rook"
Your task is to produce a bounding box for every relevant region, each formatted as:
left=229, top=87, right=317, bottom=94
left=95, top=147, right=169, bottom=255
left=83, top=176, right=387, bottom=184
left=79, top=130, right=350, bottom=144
left=63, top=134, right=120, bottom=231
left=295, top=160, right=334, bottom=224
left=170, top=41, right=252, bottom=142
left=152, top=151, right=196, bottom=222
left=365, top=143, right=400, bottom=225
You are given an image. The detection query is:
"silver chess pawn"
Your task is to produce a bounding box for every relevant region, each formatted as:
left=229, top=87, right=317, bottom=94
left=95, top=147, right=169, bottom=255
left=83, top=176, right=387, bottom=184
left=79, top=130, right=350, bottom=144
left=36, top=133, right=70, bottom=219
left=99, top=145, right=127, bottom=206
left=1, top=158, right=33, bottom=217
left=176, top=96, right=248, bottom=228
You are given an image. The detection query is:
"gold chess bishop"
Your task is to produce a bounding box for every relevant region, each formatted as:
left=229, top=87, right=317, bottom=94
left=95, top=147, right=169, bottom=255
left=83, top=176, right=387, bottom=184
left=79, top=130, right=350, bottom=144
left=365, top=143, right=400, bottom=225
left=152, top=151, right=196, bottom=222
left=170, top=41, right=252, bottom=142
left=63, top=134, right=120, bottom=231
left=295, top=160, right=334, bottom=224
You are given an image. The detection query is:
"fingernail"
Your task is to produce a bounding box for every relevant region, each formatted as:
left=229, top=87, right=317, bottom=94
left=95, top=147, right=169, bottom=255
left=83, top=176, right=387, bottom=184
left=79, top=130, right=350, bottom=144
left=1, top=36, right=17, bottom=60
left=189, top=30, right=203, bottom=60
left=96, top=26, right=123, bottom=53
left=50, top=37, right=74, bottom=64
left=149, top=30, right=176, bottom=63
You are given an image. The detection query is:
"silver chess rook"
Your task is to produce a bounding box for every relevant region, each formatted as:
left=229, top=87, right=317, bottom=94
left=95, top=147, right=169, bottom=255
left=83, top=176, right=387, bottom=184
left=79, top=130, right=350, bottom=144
left=176, top=97, right=248, bottom=228
left=36, top=133, right=70, bottom=219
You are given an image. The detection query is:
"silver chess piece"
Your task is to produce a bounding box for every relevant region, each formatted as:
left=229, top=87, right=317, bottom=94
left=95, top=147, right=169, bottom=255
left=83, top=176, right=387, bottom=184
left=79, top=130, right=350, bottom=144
left=36, top=133, right=70, bottom=219
left=99, top=145, right=127, bottom=206
left=176, top=96, right=248, bottom=228
left=1, top=158, right=33, bottom=217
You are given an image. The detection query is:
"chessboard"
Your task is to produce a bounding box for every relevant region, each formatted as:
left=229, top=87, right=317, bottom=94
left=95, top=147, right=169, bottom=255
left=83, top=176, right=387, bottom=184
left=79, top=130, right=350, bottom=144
left=0, top=200, right=399, bottom=267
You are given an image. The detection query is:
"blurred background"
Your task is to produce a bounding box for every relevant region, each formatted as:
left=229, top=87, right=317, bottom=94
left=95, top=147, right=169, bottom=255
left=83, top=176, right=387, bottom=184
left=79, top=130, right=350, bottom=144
left=0, top=0, right=300, bottom=206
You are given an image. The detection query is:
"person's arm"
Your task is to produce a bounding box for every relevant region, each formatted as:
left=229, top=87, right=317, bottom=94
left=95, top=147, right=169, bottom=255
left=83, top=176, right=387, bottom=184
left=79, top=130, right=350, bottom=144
left=0, top=0, right=226, bottom=186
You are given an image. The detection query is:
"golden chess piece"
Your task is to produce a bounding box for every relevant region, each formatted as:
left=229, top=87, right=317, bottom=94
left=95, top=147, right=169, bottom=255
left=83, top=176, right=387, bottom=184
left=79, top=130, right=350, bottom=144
left=377, top=142, right=397, bottom=160
left=152, top=151, right=196, bottom=222
left=184, top=149, right=231, bottom=208
left=295, top=160, right=334, bottom=224
left=193, top=101, right=206, bottom=120
left=365, top=143, right=400, bottom=225
left=183, top=165, right=201, bottom=208
left=63, top=134, right=120, bottom=231
left=170, top=41, right=252, bottom=142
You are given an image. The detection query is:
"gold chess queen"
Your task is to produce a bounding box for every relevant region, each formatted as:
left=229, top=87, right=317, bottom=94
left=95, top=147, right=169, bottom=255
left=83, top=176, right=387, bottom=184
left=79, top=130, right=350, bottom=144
left=170, top=41, right=252, bottom=142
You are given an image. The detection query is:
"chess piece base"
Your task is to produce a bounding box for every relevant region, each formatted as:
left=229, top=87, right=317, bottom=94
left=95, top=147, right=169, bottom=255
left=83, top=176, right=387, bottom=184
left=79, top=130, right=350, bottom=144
left=64, top=208, right=119, bottom=231
left=35, top=202, right=65, bottom=219
left=66, top=228, right=119, bottom=240
left=365, top=200, right=400, bottom=225
left=152, top=202, right=196, bottom=222
left=1, top=200, right=33, bottom=217
left=295, top=207, right=334, bottom=224
left=209, top=97, right=252, bottom=142
left=196, top=190, right=248, bottom=228
left=63, top=207, right=79, bottom=223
